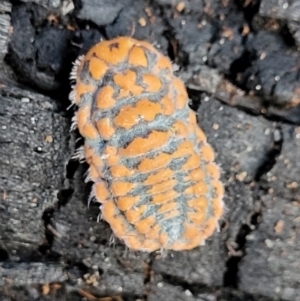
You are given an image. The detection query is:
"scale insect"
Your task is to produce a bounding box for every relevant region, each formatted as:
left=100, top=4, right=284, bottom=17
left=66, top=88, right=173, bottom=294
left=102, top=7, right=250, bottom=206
left=69, top=37, right=224, bottom=252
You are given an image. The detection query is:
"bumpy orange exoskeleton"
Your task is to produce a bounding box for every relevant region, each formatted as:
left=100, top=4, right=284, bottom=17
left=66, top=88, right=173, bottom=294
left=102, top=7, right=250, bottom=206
left=69, top=37, right=224, bottom=252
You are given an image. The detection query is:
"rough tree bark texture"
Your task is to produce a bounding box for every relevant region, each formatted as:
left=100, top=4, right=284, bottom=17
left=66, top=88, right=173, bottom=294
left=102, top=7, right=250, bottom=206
left=1, top=0, right=300, bottom=300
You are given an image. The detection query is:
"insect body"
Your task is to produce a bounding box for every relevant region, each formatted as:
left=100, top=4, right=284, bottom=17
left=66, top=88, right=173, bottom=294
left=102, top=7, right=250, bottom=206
left=70, top=37, right=224, bottom=252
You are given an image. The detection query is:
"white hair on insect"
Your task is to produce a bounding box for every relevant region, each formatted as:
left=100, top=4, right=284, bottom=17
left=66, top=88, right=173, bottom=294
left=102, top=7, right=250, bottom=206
left=97, top=205, right=104, bottom=222
left=109, top=234, right=116, bottom=246
left=200, top=240, right=206, bottom=246
left=69, top=54, right=85, bottom=81
left=68, top=86, right=76, bottom=105
left=68, top=55, right=86, bottom=110
left=159, top=247, right=168, bottom=258
left=70, top=114, right=77, bottom=131
left=72, top=145, right=85, bottom=162
left=87, top=188, right=96, bottom=208
left=85, top=168, right=93, bottom=183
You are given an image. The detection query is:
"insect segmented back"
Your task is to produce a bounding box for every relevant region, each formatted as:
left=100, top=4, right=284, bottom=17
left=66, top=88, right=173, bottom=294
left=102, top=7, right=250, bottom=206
left=70, top=37, right=224, bottom=252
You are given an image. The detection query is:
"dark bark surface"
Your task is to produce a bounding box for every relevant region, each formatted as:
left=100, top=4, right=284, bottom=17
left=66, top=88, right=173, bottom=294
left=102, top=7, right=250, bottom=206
left=1, top=0, right=300, bottom=300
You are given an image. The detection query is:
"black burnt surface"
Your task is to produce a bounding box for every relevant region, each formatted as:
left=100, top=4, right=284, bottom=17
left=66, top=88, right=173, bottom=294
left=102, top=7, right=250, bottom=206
left=1, top=0, right=300, bottom=300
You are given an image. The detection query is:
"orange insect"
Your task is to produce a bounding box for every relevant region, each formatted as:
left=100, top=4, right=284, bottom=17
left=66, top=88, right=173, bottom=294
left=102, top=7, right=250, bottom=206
left=69, top=37, right=224, bottom=252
